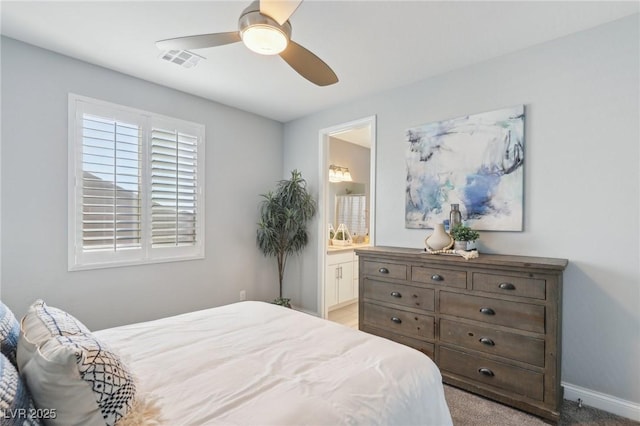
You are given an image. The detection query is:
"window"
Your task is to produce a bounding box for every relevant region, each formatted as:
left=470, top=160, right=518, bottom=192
left=335, top=194, right=367, bottom=237
left=68, top=94, right=205, bottom=270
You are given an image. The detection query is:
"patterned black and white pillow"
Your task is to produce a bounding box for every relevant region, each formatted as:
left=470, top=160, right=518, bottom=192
left=0, top=353, right=41, bottom=426
left=17, top=300, right=136, bottom=426
left=0, top=301, right=20, bottom=367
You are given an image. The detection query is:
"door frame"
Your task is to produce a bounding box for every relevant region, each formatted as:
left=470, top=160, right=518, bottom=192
left=317, top=115, right=377, bottom=319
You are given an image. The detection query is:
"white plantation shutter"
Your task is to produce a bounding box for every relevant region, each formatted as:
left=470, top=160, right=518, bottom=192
left=69, top=94, right=205, bottom=270
left=150, top=127, right=198, bottom=247
left=81, top=114, right=142, bottom=251
left=335, top=195, right=367, bottom=237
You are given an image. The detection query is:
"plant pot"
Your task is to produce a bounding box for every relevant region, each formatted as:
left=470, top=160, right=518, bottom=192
left=454, top=240, right=477, bottom=251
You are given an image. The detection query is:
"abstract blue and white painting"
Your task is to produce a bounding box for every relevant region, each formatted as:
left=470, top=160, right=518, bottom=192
left=405, top=105, right=524, bottom=231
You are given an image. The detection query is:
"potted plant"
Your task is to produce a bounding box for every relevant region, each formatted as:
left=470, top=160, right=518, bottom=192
left=331, top=223, right=352, bottom=246
left=450, top=224, right=480, bottom=251
left=257, top=170, right=317, bottom=308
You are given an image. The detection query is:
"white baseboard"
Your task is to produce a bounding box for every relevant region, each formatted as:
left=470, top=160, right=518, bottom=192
left=562, top=381, right=640, bottom=422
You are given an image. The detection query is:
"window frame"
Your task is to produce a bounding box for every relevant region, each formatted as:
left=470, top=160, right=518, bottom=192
left=68, top=94, right=205, bottom=271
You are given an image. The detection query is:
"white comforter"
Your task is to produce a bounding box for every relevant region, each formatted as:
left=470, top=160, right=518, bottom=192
left=95, top=301, right=452, bottom=426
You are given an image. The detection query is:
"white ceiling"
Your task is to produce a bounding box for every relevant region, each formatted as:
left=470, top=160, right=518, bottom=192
left=332, top=126, right=371, bottom=148
left=1, top=1, right=638, bottom=123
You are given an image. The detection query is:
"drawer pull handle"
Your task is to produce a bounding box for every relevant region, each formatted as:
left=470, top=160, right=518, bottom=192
left=478, top=368, right=494, bottom=377
left=479, top=337, right=495, bottom=346
left=379, top=267, right=389, bottom=274
left=390, top=317, right=402, bottom=324
left=499, top=282, right=516, bottom=290
left=431, top=274, right=443, bottom=282
left=390, top=291, right=402, bottom=298
left=479, top=307, right=495, bottom=315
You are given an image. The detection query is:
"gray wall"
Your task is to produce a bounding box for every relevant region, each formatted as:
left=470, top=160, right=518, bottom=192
left=1, top=37, right=284, bottom=330
left=329, top=137, right=370, bottom=187
left=283, top=16, right=639, bottom=404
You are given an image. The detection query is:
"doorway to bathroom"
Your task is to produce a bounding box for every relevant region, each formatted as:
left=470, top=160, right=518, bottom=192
left=317, top=116, right=376, bottom=327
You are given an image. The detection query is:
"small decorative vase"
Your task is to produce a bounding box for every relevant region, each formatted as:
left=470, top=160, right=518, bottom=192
left=425, top=223, right=453, bottom=250
left=328, top=224, right=335, bottom=246
left=449, top=204, right=462, bottom=231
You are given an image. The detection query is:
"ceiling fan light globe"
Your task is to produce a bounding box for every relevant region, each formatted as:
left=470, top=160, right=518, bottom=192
left=241, top=24, right=288, bottom=55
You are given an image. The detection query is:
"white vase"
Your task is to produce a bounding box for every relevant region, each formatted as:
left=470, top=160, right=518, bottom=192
left=425, top=223, right=453, bottom=250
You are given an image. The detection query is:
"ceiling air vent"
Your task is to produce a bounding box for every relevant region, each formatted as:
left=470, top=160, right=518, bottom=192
left=160, top=50, right=204, bottom=68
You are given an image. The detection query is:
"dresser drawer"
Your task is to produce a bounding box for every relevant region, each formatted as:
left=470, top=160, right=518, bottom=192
left=412, top=266, right=466, bottom=289
left=440, top=347, right=544, bottom=401
left=363, top=261, right=407, bottom=280
left=362, top=326, right=435, bottom=359
left=363, top=303, right=434, bottom=340
left=440, top=292, right=545, bottom=333
left=473, top=272, right=546, bottom=300
left=364, top=278, right=435, bottom=311
left=440, top=319, right=545, bottom=367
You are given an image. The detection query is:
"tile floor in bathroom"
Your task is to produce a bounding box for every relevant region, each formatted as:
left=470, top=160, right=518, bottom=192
left=327, top=302, right=358, bottom=329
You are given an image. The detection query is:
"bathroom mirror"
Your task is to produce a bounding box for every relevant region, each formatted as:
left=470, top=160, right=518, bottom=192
left=329, top=182, right=368, bottom=239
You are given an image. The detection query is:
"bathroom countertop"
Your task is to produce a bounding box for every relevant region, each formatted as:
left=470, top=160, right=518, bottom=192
left=327, top=242, right=370, bottom=254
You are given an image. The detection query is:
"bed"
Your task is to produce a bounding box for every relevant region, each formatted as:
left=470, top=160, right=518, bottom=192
left=2, top=300, right=452, bottom=425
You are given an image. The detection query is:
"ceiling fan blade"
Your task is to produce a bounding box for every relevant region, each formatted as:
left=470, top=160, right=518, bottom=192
left=156, top=32, right=241, bottom=51
left=279, top=40, right=338, bottom=86
left=260, top=0, right=302, bottom=25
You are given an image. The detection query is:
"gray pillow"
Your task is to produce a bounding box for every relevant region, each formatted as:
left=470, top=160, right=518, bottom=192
left=0, top=301, right=20, bottom=367
left=0, top=352, right=41, bottom=425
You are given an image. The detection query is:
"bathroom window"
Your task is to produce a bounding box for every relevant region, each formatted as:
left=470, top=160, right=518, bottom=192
left=335, top=194, right=367, bottom=237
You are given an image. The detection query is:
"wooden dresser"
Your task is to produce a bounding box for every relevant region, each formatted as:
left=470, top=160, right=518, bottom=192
left=356, top=246, right=568, bottom=422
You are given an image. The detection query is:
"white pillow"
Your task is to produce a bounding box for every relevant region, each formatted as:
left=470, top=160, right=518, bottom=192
left=17, top=300, right=136, bottom=426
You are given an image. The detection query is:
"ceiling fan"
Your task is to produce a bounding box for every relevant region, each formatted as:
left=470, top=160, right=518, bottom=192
left=156, top=0, right=338, bottom=87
